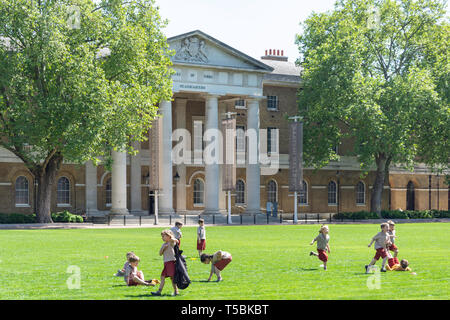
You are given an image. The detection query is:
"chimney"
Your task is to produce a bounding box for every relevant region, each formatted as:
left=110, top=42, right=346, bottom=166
left=261, top=48, right=288, bottom=62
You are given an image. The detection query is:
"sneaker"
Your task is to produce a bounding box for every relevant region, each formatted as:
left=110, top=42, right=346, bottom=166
left=216, top=278, right=223, bottom=282
left=145, top=281, right=156, bottom=286
left=172, top=292, right=180, bottom=296
left=309, top=251, right=315, bottom=256
left=365, top=265, right=369, bottom=273
left=151, top=291, right=161, bottom=296
left=381, top=268, right=386, bottom=272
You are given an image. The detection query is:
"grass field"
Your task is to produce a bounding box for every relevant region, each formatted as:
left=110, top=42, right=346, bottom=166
left=0, top=223, right=449, bottom=300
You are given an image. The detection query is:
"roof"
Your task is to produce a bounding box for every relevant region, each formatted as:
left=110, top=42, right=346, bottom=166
left=168, top=30, right=274, bottom=73
left=259, top=58, right=302, bottom=84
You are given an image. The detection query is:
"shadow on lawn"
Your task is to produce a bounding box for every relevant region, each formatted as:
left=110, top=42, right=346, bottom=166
left=298, top=268, right=319, bottom=271
left=124, top=293, right=177, bottom=298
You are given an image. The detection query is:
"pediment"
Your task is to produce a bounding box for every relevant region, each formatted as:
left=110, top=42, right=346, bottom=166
left=168, top=30, right=273, bottom=73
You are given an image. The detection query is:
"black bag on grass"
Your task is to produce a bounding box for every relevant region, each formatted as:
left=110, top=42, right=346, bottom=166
left=174, top=244, right=191, bottom=290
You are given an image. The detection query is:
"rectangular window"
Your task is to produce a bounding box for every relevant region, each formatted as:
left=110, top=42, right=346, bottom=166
left=234, top=99, right=246, bottom=109
left=267, top=96, right=279, bottom=111
left=267, top=127, right=279, bottom=154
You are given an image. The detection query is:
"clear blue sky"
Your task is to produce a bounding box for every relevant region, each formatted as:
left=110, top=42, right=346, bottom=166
left=154, top=0, right=338, bottom=62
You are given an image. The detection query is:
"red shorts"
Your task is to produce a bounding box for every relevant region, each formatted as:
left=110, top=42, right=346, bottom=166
left=388, top=243, right=398, bottom=251
left=388, top=258, right=396, bottom=268
left=214, top=257, right=232, bottom=271
left=317, top=249, right=328, bottom=262
left=127, top=271, right=144, bottom=286
left=161, top=261, right=175, bottom=278
left=374, top=248, right=388, bottom=260
left=197, top=239, right=206, bottom=250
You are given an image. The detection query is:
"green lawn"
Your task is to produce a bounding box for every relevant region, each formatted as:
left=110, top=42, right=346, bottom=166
left=0, top=223, right=448, bottom=300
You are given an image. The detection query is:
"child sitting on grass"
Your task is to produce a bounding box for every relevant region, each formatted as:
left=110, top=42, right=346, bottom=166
left=200, top=250, right=232, bottom=282
left=309, top=225, right=331, bottom=270
left=114, top=251, right=135, bottom=278
left=387, top=259, right=412, bottom=271
left=125, top=255, right=159, bottom=286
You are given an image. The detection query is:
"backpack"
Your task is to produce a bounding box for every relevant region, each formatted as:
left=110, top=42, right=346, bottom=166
left=174, top=244, right=191, bottom=290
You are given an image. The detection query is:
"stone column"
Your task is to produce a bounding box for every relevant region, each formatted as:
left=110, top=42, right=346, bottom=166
left=203, top=95, right=220, bottom=214
left=130, top=140, right=142, bottom=215
left=218, top=101, right=227, bottom=213
left=245, top=98, right=261, bottom=214
left=159, top=100, right=175, bottom=214
left=85, top=160, right=99, bottom=216
left=175, top=98, right=187, bottom=214
left=110, top=150, right=129, bottom=215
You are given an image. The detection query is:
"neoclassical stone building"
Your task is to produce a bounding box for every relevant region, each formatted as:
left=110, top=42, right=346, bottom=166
left=0, top=30, right=448, bottom=216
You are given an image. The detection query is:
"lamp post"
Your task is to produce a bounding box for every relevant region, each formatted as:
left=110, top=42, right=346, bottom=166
left=336, top=170, right=341, bottom=215
left=288, top=115, right=303, bottom=224
left=437, top=174, right=440, bottom=211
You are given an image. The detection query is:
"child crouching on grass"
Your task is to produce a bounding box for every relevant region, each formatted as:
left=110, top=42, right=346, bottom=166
left=309, top=225, right=331, bottom=270
left=200, top=250, right=232, bottom=282
left=151, top=229, right=179, bottom=296
left=125, top=255, right=159, bottom=286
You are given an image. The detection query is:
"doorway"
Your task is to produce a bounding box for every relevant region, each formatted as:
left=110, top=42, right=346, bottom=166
left=406, top=181, right=415, bottom=210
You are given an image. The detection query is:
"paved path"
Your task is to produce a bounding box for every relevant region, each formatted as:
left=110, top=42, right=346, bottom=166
left=0, top=218, right=448, bottom=230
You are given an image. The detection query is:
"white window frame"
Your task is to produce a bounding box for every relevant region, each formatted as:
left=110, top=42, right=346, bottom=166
left=57, top=176, right=71, bottom=207
left=15, top=176, right=30, bottom=207
left=267, top=96, right=279, bottom=111
left=328, top=181, right=337, bottom=206
left=267, top=127, right=279, bottom=154
left=235, top=179, right=246, bottom=205
left=234, top=99, right=246, bottom=109
left=193, top=178, right=205, bottom=207
left=356, top=181, right=366, bottom=205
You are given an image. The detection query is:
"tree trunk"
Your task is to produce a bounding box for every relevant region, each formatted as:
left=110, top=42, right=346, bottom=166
left=33, top=153, right=63, bottom=223
left=370, top=154, right=391, bottom=217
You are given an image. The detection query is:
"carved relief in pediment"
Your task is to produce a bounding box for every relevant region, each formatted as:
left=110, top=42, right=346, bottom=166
left=174, top=36, right=208, bottom=63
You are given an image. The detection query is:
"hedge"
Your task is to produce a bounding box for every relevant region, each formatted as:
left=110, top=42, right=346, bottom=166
left=0, top=211, right=84, bottom=224
left=333, top=210, right=450, bottom=220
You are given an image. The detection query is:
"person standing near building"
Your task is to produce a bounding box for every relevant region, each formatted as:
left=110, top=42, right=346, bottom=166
left=170, top=221, right=183, bottom=247
left=197, top=218, right=206, bottom=257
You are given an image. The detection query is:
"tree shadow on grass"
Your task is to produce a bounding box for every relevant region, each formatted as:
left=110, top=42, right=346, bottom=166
left=112, top=284, right=127, bottom=287
left=190, top=280, right=216, bottom=283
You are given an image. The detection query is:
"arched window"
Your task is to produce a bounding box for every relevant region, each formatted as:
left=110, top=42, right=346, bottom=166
left=267, top=180, right=277, bottom=203
left=328, top=181, right=337, bottom=205
left=236, top=180, right=245, bottom=204
left=193, top=178, right=204, bottom=206
left=57, top=177, right=70, bottom=205
left=15, top=176, right=29, bottom=205
left=298, top=180, right=308, bottom=204
left=105, top=177, right=112, bottom=206
left=356, top=181, right=365, bottom=205
left=406, top=181, right=415, bottom=210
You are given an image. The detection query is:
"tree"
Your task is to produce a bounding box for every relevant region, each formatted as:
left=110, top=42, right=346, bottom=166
left=0, top=0, right=173, bottom=222
left=296, top=0, right=449, bottom=216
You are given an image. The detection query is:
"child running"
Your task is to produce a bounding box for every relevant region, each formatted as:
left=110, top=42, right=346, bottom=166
left=170, top=221, right=183, bottom=247
left=124, top=255, right=158, bottom=286
left=197, top=218, right=206, bottom=257
left=309, top=225, right=331, bottom=270
left=151, top=229, right=180, bottom=296
left=386, top=259, right=412, bottom=271
left=386, top=220, right=400, bottom=268
left=200, top=250, right=232, bottom=282
left=366, top=222, right=391, bottom=273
